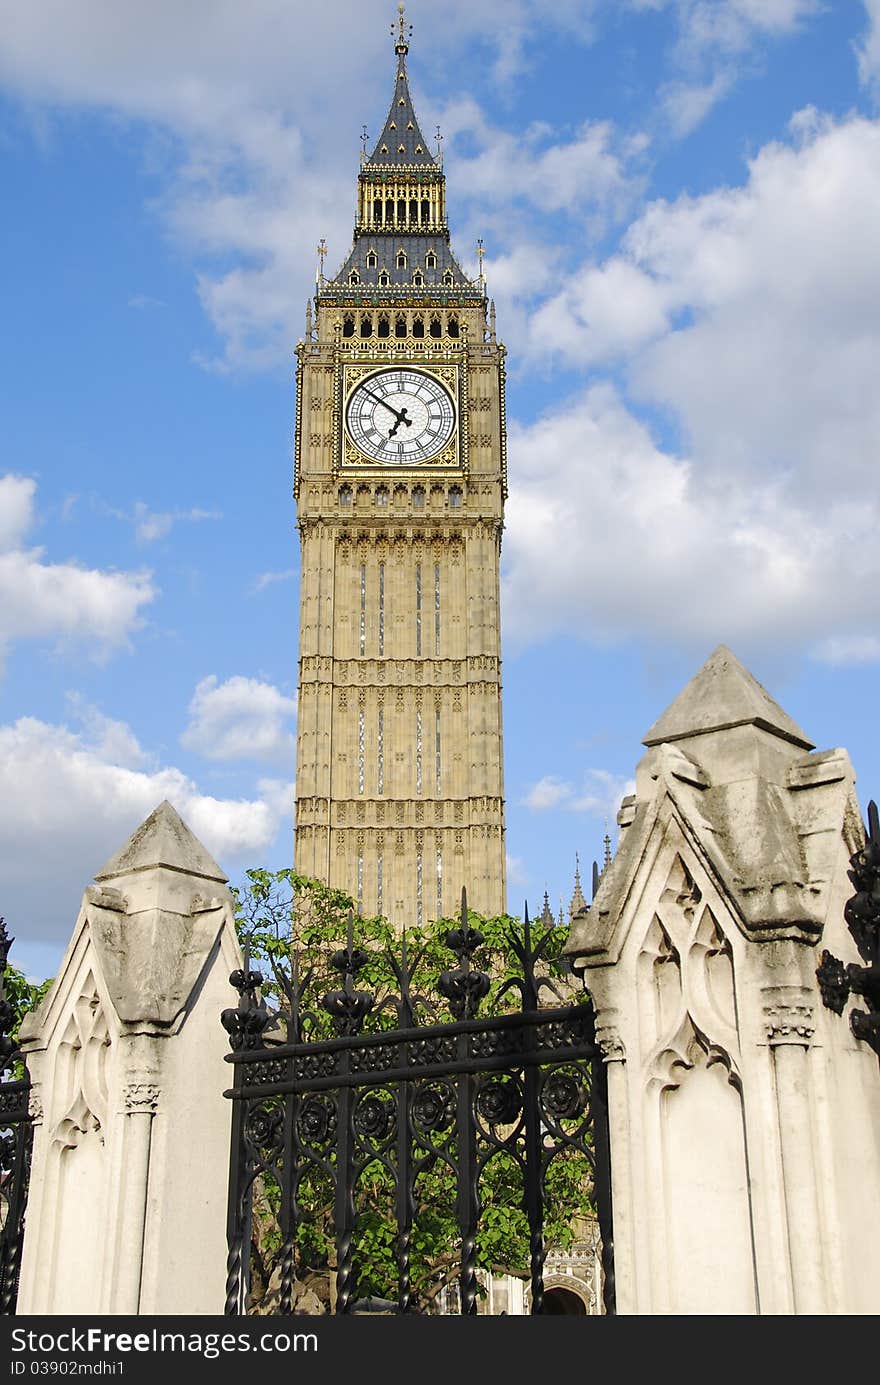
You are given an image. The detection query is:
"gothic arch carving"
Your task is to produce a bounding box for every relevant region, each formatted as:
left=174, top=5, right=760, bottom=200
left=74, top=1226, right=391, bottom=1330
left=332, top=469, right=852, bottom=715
left=51, top=974, right=111, bottom=1149
left=637, top=852, right=741, bottom=1073
left=648, top=1013, right=741, bottom=1094
left=689, top=905, right=736, bottom=1032
left=638, top=915, right=682, bottom=1054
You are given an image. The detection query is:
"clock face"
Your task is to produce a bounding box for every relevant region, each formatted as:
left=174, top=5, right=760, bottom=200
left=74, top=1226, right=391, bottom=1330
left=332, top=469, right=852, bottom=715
left=345, top=368, right=456, bottom=465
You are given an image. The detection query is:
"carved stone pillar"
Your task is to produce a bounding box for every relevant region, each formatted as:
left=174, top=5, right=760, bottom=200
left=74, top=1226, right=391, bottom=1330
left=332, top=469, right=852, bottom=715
left=763, top=990, right=827, bottom=1314
left=594, top=1014, right=633, bottom=1314
left=114, top=1076, right=160, bottom=1314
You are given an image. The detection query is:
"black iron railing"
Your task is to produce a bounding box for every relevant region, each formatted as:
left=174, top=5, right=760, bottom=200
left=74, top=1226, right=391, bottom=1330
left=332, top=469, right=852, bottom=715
left=222, top=891, right=614, bottom=1316
left=818, top=799, right=880, bottom=1057
left=0, top=920, right=33, bottom=1315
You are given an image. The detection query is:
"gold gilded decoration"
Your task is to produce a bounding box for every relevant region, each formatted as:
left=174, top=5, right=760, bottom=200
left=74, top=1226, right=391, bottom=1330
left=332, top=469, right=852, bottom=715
left=338, top=360, right=461, bottom=472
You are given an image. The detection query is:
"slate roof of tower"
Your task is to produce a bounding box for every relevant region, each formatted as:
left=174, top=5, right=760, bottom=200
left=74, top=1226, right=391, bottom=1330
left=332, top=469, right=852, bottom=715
left=366, top=49, right=435, bottom=168
left=322, top=15, right=478, bottom=300
left=330, top=234, right=471, bottom=291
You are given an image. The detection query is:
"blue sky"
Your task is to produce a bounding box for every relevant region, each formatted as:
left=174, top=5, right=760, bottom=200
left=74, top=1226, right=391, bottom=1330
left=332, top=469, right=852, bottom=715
left=1, top=0, right=879, bottom=982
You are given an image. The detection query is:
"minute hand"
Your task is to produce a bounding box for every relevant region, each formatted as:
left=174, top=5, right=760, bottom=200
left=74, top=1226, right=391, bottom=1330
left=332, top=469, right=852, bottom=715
left=361, top=386, right=408, bottom=424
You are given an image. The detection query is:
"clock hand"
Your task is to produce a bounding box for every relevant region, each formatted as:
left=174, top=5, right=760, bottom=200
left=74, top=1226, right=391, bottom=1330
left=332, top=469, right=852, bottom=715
left=361, top=386, right=407, bottom=424
left=388, top=407, right=412, bottom=439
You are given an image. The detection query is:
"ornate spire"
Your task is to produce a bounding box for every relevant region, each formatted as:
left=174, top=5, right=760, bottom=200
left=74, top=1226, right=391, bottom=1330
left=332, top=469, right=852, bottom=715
left=394, top=2, right=411, bottom=55
left=540, top=890, right=554, bottom=928
left=570, top=853, right=588, bottom=919
left=366, top=5, right=433, bottom=168
left=321, top=7, right=479, bottom=301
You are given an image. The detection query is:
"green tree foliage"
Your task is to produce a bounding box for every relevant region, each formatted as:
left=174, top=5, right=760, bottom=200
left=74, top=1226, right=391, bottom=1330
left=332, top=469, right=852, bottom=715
left=3, top=967, right=53, bottom=1047
left=231, top=870, right=596, bottom=1313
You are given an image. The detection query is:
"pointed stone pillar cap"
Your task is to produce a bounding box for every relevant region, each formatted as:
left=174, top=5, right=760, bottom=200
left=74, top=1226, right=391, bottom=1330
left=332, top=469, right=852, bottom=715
left=643, top=645, right=814, bottom=751
left=94, top=800, right=228, bottom=885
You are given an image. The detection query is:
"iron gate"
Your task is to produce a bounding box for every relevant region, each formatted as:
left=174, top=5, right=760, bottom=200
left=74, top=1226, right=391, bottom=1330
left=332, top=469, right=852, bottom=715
left=222, top=894, right=615, bottom=1315
left=0, top=921, right=33, bottom=1315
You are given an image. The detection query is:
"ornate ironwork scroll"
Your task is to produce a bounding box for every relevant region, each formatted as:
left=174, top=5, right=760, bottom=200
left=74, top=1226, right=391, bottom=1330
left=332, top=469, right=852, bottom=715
left=0, top=920, right=34, bottom=1315
left=223, top=891, right=614, bottom=1316
left=818, top=799, right=880, bottom=1057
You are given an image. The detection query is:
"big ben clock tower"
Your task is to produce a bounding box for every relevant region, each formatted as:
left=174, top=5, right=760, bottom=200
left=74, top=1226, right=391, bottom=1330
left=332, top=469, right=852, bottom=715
left=294, top=5, right=507, bottom=927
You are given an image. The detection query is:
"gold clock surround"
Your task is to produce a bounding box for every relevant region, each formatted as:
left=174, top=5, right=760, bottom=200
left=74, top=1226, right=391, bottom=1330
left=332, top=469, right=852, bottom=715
left=333, top=348, right=468, bottom=477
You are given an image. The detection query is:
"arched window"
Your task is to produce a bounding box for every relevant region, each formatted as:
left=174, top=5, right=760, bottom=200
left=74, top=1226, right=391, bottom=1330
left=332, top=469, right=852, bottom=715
left=377, top=313, right=390, bottom=338
left=412, top=486, right=425, bottom=510
left=360, top=314, right=373, bottom=338
left=385, top=198, right=394, bottom=223
left=373, top=198, right=383, bottom=223
left=426, top=251, right=437, bottom=269
left=449, top=487, right=463, bottom=509
left=409, top=199, right=418, bottom=223
left=395, top=314, right=407, bottom=338
left=448, top=315, right=459, bottom=339
left=378, top=270, right=390, bottom=287
left=429, top=315, right=441, bottom=339
left=397, top=250, right=407, bottom=270
left=365, top=250, right=377, bottom=269
left=421, top=199, right=430, bottom=223
left=349, top=269, right=360, bottom=285
left=339, top=485, right=352, bottom=507
left=412, top=270, right=424, bottom=287
left=397, top=198, right=406, bottom=222
left=412, top=315, right=424, bottom=339
left=376, top=487, right=389, bottom=508
left=342, top=313, right=355, bottom=339
left=442, top=269, right=454, bottom=287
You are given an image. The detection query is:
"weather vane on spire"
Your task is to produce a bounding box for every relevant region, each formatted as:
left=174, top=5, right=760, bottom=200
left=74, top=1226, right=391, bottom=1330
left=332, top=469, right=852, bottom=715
left=476, top=237, right=485, bottom=287
left=394, top=2, right=412, bottom=54
left=317, top=237, right=327, bottom=285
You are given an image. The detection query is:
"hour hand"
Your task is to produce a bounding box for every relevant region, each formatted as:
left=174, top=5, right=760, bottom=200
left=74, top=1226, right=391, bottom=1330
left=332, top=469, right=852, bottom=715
left=388, top=407, right=411, bottom=438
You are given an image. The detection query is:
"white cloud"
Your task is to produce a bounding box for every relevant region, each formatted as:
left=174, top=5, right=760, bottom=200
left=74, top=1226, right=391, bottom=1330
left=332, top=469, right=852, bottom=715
left=0, top=475, right=35, bottom=550
left=505, top=113, right=880, bottom=665
left=0, top=474, right=155, bottom=670
left=65, top=694, right=150, bottom=770
left=660, top=71, right=734, bottom=137
left=0, top=2, right=604, bottom=370
left=521, top=776, right=576, bottom=811
left=812, top=635, right=880, bottom=666
left=506, top=854, right=529, bottom=889
left=502, top=377, right=880, bottom=660
left=131, top=501, right=221, bottom=544
left=443, top=100, right=641, bottom=221
left=521, top=768, right=634, bottom=818
left=628, top=113, right=880, bottom=496
left=182, top=675, right=297, bottom=764
left=857, top=0, right=880, bottom=92
left=570, top=769, right=636, bottom=817
left=673, top=0, right=818, bottom=59
left=253, top=569, right=297, bottom=592
left=0, top=712, right=291, bottom=951
left=631, top=0, right=821, bottom=136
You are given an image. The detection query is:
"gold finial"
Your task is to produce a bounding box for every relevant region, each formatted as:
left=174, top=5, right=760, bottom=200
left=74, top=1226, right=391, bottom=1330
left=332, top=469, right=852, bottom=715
left=305, top=299, right=313, bottom=340
left=317, top=237, right=327, bottom=284
left=435, top=124, right=443, bottom=166
left=393, top=2, right=412, bottom=54
left=476, top=237, right=485, bottom=288
left=361, top=124, right=368, bottom=164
